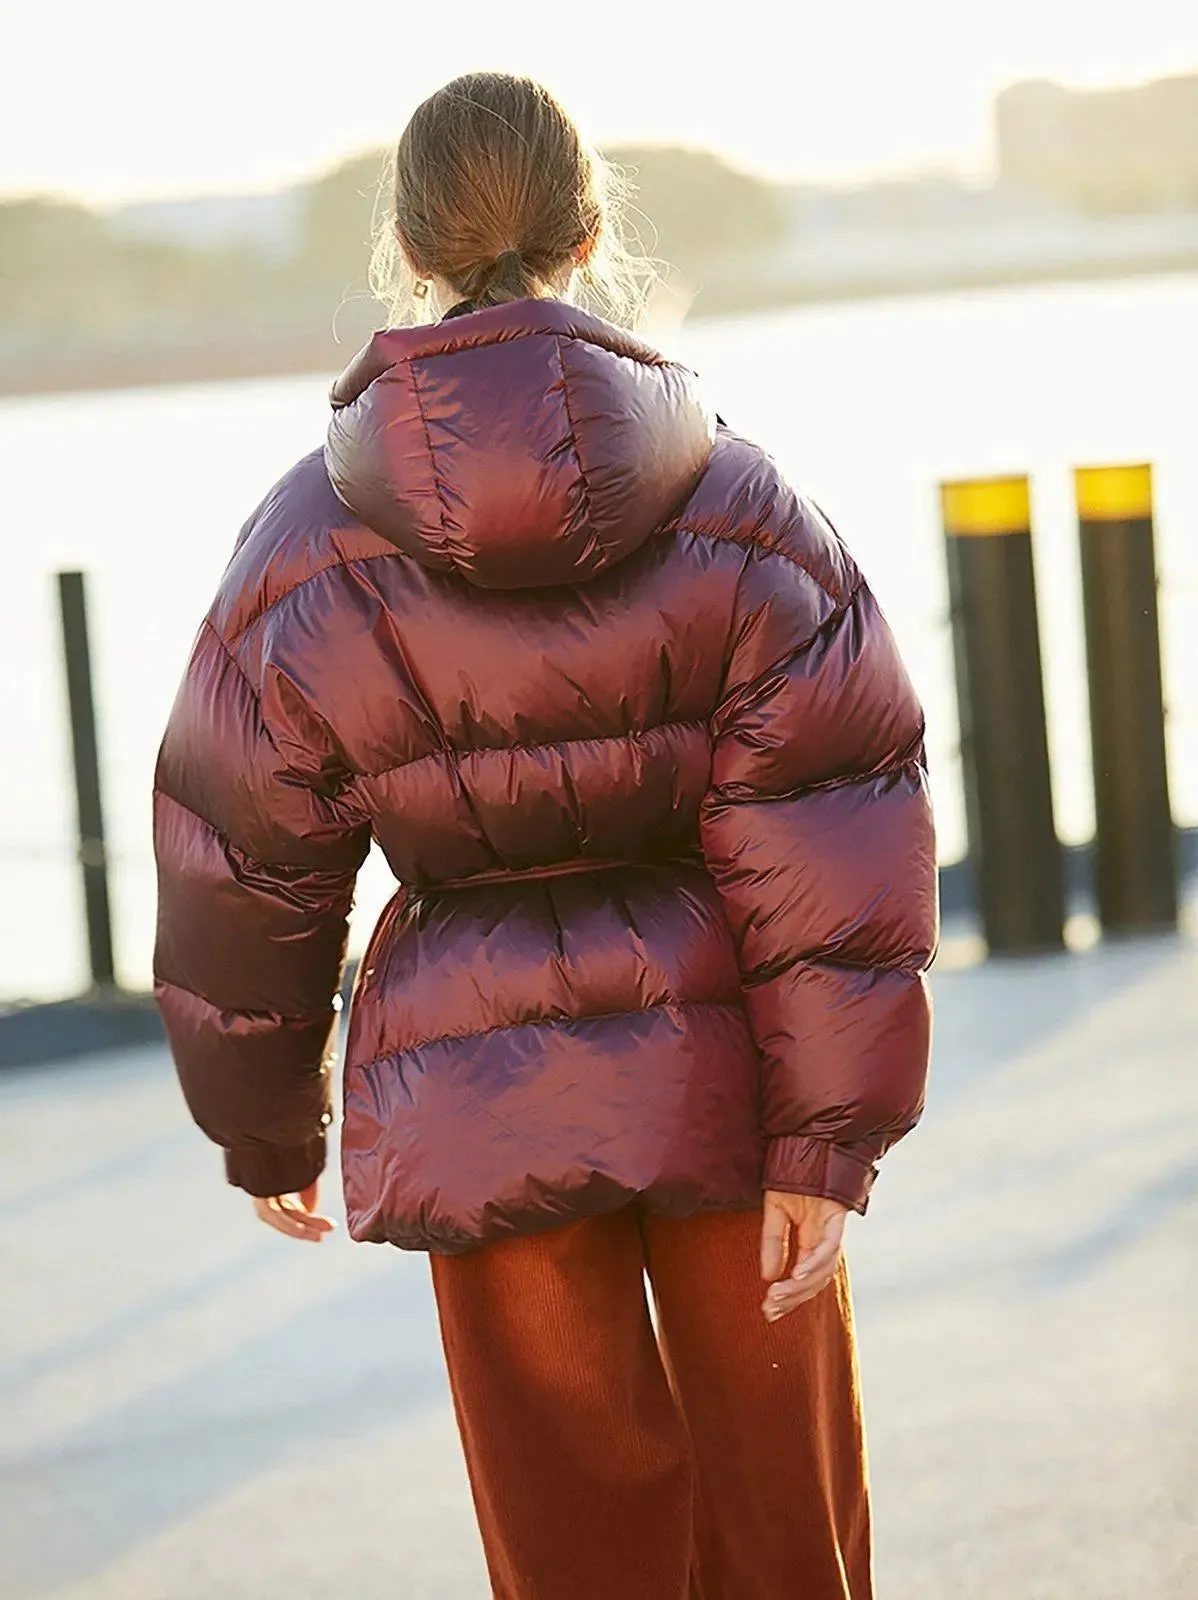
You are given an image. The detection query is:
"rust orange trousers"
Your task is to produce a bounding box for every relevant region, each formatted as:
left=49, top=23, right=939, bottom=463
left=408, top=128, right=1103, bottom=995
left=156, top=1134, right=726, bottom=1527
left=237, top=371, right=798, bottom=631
left=429, top=1205, right=872, bottom=1600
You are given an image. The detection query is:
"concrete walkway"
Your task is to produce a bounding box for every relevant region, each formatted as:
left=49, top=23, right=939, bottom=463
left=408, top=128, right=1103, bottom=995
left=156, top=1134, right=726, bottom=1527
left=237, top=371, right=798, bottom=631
left=2, top=932, right=1196, bottom=1598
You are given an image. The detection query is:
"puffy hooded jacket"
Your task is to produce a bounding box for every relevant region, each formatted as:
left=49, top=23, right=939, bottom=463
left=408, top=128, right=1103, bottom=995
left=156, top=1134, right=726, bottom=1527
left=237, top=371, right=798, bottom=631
left=153, top=297, right=937, bottom=1254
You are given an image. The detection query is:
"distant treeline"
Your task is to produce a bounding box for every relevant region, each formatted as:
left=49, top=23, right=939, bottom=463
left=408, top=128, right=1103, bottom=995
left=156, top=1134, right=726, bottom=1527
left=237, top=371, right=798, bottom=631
left=7, top=70, right=1198, bottom=394
left=0, top=146, right=786, bottom=382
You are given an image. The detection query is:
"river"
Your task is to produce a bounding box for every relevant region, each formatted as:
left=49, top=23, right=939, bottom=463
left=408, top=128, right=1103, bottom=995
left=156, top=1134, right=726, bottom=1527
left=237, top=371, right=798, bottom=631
left=2, top=273, right=1196, bottom=999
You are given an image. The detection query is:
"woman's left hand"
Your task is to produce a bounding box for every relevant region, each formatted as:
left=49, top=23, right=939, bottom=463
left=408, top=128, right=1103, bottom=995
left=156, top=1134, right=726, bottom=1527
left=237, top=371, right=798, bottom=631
left=760, top=1191, right=848, bottom=1321
left=252, top=1182, right=337, bottom=1242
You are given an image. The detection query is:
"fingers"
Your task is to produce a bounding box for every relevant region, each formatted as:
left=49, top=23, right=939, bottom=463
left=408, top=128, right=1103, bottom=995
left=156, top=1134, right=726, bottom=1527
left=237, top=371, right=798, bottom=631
left=791, top=1207, right=846, bottom=1281
left=763, top=1250, right=839, bottom=1318
left=762, top=1207, right=847, bottom=1321
left=760, top=1201, right=790, bottom=1283
left=764, top=1239, right=839, bottom=1318
left=764, top=1276, right=833, bottom=1319
left=253, top=1193, right=337, bottom=1243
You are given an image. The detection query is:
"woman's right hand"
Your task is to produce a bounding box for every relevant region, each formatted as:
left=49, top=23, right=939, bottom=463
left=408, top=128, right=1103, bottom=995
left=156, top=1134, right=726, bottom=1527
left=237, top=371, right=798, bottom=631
left=760, top=1190, right=848, bottom=1321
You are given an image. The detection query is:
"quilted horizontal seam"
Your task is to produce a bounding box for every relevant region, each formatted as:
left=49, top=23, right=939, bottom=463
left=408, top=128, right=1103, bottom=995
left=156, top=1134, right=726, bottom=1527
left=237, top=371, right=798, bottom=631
left=154, top=784, right=257, bottom=860
left=219, top=550, right=403, bottom=647
left=671, top=521, right=855, bottom=605
left=352, top=716, right=710, bottom=785
left=152, top=786, right=364, bottom=875
left=711, top=577, right=869, bottom=729
left=200, top=617, right=264, bottom=705
left=705, top=746, right=925, bottom=807
left=155, top=973, right=333, bottom=1028
left=215, top=513, right=848, bottom=658
left=353, top=997, right=749, bottom=1074
left=744, top=953, right=929, bottom=987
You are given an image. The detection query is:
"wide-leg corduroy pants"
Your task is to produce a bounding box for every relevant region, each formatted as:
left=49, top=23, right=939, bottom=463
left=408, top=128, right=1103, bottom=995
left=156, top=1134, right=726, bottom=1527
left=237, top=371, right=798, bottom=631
left=430, top=1205, right=872, bottom=1600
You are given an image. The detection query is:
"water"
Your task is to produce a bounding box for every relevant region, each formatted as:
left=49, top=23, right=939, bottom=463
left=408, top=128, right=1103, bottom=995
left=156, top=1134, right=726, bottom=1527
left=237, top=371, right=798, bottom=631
left=2, top=275, right=1196, bottom=1001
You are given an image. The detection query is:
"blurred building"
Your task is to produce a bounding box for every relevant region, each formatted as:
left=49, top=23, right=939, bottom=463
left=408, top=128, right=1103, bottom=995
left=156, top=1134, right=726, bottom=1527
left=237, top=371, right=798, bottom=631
left=996, top=75, right=1198, bottom=213
left=110, top=189, right=306, bottom=262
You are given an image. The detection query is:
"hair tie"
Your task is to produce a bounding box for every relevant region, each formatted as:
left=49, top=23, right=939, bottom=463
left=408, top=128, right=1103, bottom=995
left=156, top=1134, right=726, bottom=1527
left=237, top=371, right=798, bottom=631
left=493, top=248, right=524, bottom=271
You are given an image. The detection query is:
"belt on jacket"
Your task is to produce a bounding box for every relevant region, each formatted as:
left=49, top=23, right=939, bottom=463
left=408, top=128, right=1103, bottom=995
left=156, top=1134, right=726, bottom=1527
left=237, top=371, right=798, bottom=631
left=418, top=854, right=703, bottom=894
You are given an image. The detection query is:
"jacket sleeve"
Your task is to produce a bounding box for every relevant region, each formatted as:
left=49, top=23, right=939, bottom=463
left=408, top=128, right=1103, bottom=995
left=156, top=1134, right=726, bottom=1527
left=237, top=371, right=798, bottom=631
left=153, top=618, right=371, bottom=1197
left=700, top=539, right=937, bottom=1215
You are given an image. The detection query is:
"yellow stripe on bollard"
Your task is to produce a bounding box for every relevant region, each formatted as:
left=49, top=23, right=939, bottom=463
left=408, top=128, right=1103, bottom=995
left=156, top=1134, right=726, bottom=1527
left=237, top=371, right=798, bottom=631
left=1074, top=463, right=1153, bottom=523
left=941, top=476, right=1031, bottom=537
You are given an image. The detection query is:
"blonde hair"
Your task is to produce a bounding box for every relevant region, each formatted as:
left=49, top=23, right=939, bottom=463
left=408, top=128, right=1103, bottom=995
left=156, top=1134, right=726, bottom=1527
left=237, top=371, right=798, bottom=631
left=369, top=73, right=652, bottom=326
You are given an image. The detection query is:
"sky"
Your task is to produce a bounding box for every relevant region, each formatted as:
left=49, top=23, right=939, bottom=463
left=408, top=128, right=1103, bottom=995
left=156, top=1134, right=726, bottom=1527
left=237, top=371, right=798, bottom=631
left=5, top=0, right=1198, bottom=207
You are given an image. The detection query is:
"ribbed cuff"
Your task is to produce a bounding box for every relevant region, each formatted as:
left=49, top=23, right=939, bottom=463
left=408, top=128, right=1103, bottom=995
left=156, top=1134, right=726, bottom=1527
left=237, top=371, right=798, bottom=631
left=225, top=1133, right=327, bottom=1198
left=763, top=1135, right=877, bottom=1215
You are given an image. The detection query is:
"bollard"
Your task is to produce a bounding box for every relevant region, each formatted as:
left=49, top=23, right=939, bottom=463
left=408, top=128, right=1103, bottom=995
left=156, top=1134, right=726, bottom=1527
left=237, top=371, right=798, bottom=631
left=1074, top=464, right=1177, bottom=933
left=56, top=571, right=116, bottom=991
left=942, top=476, right=1065, bottom=953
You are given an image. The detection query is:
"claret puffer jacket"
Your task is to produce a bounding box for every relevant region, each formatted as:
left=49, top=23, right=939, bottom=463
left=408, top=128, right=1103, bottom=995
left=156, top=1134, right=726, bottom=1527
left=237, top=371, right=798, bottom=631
left=153, top=297, right=937, bottom=1254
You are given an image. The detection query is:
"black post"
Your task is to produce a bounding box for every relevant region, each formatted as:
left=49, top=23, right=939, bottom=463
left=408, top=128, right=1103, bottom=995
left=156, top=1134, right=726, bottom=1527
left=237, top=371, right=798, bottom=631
left=1074, top=464, right=1177, bottom=934
left=942, top=477, right=1065, bottom=954
left=56, top=571, right=116, bottom=990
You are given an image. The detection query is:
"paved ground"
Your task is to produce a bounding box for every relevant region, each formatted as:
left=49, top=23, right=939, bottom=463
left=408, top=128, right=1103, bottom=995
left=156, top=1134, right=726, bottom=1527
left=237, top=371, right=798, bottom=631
left=2, top=930, right=1196, bottom=1599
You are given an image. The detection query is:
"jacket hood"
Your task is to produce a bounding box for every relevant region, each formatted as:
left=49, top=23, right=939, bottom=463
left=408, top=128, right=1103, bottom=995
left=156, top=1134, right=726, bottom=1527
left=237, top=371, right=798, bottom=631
left=325, top=298, right=715, bottom=588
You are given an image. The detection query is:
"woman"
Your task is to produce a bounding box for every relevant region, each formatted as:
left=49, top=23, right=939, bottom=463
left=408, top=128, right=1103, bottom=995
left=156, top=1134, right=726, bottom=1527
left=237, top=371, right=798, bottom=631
left=154, top=72, right=936, bottom=1600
